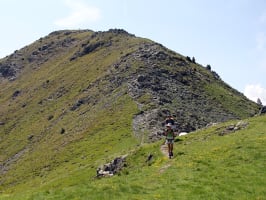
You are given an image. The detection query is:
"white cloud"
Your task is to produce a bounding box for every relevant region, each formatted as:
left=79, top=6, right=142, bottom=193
left=244, top=84, right=266, bottom=105
left=54, top=0, right=101, bottom=28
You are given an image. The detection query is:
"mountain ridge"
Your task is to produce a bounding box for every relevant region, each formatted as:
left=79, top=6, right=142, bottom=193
left=0, top=29, right=261, bottom=196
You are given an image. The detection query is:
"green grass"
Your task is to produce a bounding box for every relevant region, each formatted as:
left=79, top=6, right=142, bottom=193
left=1, top=115, right=265, bottom=200
left=0, top=29, right=264, bottom=200
left=204, top=82, right=258, bottom=118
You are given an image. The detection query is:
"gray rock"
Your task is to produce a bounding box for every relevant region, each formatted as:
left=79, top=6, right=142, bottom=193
left=218, top=121, right=248, bottom=136
left=96, top=156, right=127, bottom=178
left=259, top=106, right=266, bottom=115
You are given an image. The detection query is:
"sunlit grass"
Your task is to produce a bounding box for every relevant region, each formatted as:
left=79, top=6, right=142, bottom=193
left=1, top=115, right=265, bottom=199
left=0, top=30, right=264, bottom=200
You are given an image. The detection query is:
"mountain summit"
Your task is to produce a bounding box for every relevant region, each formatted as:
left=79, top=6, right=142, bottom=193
left=0, top=29, right=258, bottom=130
left=0, top=29, right=259, bottom=191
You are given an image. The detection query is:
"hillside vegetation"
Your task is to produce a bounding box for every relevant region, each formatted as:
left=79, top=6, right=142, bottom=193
left=0, top=29, right=263, bottom=199
left=1, top=115, right=265, bottom=199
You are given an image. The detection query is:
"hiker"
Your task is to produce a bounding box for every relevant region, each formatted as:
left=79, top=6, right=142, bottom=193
left=165, top=115, right=176, bottom=131
left=164, top=123, right=175, bottom=158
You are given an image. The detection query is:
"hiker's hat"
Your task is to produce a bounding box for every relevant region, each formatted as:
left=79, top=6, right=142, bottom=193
left=166, top=123, right=172, bottom=127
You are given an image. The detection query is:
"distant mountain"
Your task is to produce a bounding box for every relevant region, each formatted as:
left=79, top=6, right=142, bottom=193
left=0, top=29, right=260, bottom=193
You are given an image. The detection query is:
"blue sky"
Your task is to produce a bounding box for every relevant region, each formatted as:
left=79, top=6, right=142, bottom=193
left=1, top=0, right=266, bottom=104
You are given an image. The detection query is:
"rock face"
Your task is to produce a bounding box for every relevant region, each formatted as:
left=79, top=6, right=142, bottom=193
left=105, top=42, right=258, bottom=141
left=259, top=106, right=266, bottom=115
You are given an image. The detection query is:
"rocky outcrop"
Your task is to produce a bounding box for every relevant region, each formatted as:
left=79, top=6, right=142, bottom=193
left=216, top=121, right=249, bottom=136
left=0, top=64, right=16, bottom=78
left=96, top=156, right=127, bottom=177
left=108, top=42, right=252, bottom=141
left=259, top=106, right=266, bottom=115
left=62, top=39, right=259, bottom=142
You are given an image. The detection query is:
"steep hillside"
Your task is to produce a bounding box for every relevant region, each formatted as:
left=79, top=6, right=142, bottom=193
left=0, top=29, right=260, bottom=197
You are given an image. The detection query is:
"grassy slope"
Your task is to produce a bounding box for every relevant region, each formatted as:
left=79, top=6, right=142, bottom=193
left=1, top=115, right=265, bottom=200
left=204, top=81, right=257, bottom=119
left=0, top=30, right=263, bottom=199
left=0, top=31, right=142, bottom=192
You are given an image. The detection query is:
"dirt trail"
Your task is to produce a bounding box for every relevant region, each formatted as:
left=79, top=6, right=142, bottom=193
left=159, top=143, right=172, bottom=173
left=160, top=144, right=169, bottom=157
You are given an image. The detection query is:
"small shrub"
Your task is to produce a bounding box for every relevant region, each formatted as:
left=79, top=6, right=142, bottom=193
left=47, top=115, right=54, bottom=120
left=60, top=128, right=65, bottom=134
left=192, top=57, right=196, bottom=63
left=206, top=64, right=211, bottom=70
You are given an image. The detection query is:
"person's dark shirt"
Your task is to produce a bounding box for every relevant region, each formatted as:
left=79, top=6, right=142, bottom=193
left=165, top=118, right=174, bottom=125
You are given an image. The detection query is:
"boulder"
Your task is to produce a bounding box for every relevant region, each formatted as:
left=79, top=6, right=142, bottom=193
left=218, top=120, right=248, bottom=136
left=96, top=156, right=127, bottom=178
left=259, top=106, right=266, bottom=115
left=12, top=90, right=21, bottom=99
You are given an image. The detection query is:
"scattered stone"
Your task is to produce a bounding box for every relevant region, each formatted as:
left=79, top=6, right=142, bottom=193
left=60, top=128, right=65, bottom=134
left=235, top=121, right=248, bottom=129
left=179, top=132, right=188, bottom=136
left=47, top=115, right=54, bottom=120
left=108, top=28, right=134, bottom=36
left=70, top=99, right=85, bottom=111
left=96, top=156, right=127, bottom=178
left=12, top=90, right=21, bottom=99
left=27, top=135, right=34, bottom=141
left=0, top=64, right=16, bottom=78
left=206, top=122, right=218, bottom=128
left=145, top=153, right=153, bottom=162
left=227, top=125, right=235, bottom=131
left=218, top=120, right=249, bottom=136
